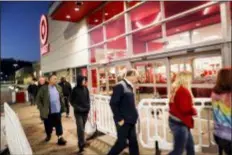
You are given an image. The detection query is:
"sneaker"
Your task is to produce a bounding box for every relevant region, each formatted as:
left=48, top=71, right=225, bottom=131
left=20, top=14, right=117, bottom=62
left=45, top=135, right=51, bottom=142
left=57, top=137, right=67, bottom=145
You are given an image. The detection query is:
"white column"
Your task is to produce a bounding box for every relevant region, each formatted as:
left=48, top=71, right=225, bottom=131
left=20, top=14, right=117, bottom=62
left=124, top=1, right=133, bottom=57
left=220, top=2, right=232, bottom=67
left=166, top=58, right=171, bottom=99
left=160, top=1, right=167, bottom=49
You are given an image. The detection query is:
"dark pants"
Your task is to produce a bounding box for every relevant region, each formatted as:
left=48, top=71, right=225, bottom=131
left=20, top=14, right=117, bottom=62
left=214, top=135, right=232, bottom=155
left=43, top=113, right=63, bottom=137
left=74, top=113, right=88, bottom=148
left=29, top=94, right=35, bottom=105
left=64, top=97, right=70, bottom=115
left=169, top=117, right=195, bottom=155
left=108, top=123, right=139, bottom=155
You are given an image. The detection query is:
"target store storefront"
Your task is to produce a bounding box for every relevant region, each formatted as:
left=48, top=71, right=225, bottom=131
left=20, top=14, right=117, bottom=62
left=40, top=1, right=231, bottom=99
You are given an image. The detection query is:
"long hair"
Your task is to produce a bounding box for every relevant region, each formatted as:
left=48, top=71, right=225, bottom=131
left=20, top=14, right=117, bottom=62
left=213, top=68, right=232, bottom=94
left=170, top=71, right=193, bottom=102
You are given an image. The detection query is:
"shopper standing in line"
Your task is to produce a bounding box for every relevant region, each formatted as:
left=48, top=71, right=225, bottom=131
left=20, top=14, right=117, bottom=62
left=59, top=77, right=72, bottom=117
left=168, top=72, right=196, bottom=155
left=36, top=74, right=67, bottom=145
left=108, top=69, right=140, bottom=155
left=27, top=78, right=38, bottom=106
left=36, top=76, right=49, bottom=123
left=37, top=76, right=48, bottom=91
left=70, top=75, right=90, bottom=154
left=211, top=68, right=232, bottom=155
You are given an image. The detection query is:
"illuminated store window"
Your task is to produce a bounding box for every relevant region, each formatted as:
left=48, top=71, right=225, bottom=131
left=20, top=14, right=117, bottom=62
left=106, top=36, right=127, bottom=61
left=164, top=1, right=207, bottom=18
left=132, top=24, right=163, bottom=54
left=87, top=8, right=103, bottom=29
left=90, top=44, right=104, bottom=63
left=105, top=15, right=125, bottom=39
left=89, top=27, right=104, bottom=46
left=129, top=1, right=161, bottom=31
left=135, top=60, right=168, bottom=100
left=165, top=4, right=221, bottom=48
left=170, top=55, right=222, bottom=97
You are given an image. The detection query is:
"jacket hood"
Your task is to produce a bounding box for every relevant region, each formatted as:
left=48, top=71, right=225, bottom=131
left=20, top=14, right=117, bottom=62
left=76, top=75, right=84, bottom=87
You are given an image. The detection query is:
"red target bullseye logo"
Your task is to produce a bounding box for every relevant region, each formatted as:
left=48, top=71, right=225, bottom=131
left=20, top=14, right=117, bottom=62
left=40, top=15, right=48, bottom=45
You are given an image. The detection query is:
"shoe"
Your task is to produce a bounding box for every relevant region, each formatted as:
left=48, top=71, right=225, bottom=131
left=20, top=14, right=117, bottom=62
left=66, top=114, right=69, bottom=118
left=45, top=135, right=51, bottom=142
left=77, top=147, right=84, bottom=155
left=57, top=137, right=67, bottom=145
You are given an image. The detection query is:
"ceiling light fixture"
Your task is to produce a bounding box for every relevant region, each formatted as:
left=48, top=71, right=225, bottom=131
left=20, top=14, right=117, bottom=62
left=66, top=15, right=71, bottom=19
left=95, top=19, right=99, bottom=22
left=105, top=12, right=108, bottom=16
left=196, top=23, right=201, bottom=27
left=203, top=7, right=210, bottom=15
left=75, top=7, right=79, bottom=11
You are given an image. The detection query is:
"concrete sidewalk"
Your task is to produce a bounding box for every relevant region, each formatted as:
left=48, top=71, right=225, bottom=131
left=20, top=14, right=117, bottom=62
left=12, top=103, right=218, bottom=155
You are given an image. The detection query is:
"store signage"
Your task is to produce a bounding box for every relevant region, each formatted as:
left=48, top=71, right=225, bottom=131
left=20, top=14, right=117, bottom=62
left=40, top=15, right=50, bottom=55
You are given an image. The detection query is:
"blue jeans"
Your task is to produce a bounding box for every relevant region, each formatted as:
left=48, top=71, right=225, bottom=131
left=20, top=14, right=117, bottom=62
left=169, top=117, right=195, bottom=155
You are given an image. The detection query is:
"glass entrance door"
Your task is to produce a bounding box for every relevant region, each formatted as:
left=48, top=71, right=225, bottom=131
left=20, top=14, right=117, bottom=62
left=169, top=53, right=222, bottom=97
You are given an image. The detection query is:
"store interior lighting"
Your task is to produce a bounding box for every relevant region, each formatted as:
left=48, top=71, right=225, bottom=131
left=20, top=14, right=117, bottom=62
left=74, top=7, right=80, bottom=11
left=105, top=12, right=109, bottom=16
left=66, top=15, right=71, bottom=19
left=203, top=7, right=211, bottom=15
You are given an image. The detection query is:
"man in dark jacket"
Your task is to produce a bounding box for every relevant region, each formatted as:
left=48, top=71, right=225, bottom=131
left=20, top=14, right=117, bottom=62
left=108, top=69, right=140, bottom=155
left=36, top=74, right=67, bottom=145
left=27, top=78, right=38, bottom=106
left=59, top=77, right=72, bottom=117
left=70, top=75, right=90, bottom=154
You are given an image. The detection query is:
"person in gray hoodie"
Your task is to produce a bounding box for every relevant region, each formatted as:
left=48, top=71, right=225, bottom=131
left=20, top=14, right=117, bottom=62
left=70, top=75, right=90, bottom=154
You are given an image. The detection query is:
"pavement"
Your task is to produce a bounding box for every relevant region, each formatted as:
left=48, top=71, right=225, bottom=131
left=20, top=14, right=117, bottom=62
left=10, top=103, right=218, bottom=155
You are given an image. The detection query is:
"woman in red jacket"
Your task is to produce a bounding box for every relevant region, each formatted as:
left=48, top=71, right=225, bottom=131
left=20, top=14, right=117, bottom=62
left=169, top=72, right=197, bottom=155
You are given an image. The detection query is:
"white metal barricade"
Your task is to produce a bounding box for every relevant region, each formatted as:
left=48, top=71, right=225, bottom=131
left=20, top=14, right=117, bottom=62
left=4, top=102, right=33, bottom=155
left=94, top=95, right=117, bottom=138
left=137, top=98, right=213, bottom=153
left=85, top=95, right=97, bottom=135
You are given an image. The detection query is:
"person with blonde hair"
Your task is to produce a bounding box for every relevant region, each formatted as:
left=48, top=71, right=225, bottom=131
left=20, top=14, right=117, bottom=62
left=169, top=71, right=197, bottom=155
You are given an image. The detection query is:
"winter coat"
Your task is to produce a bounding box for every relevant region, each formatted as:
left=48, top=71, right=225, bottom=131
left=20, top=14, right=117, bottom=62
left=59, top=81, right=72, bottom=97
left=36, top=84, right=66, bottom=119
left=70, top=76, right=90, bottom=114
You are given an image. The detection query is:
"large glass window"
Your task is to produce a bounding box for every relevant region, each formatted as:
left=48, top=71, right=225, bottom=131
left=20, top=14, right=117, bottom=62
left=132, top=24, right=163, bottom=54
left=170, top=54, right=222, bottom=98
left=129, top=1, right=161, bottom=31
left=134, top=60, right=168, bottom=101
left=90, top=44, right=104, bottom=63
left=89, top=27, right=104, bottom=46
left=106, top=36, right=127, bottom=61
left=105, top=15, right=125, bottom=39
left=130, top=2, right=163, bottom=54
left=165, top=3, right=221, bottom=49
left=164, top=1, right=207, bottom=18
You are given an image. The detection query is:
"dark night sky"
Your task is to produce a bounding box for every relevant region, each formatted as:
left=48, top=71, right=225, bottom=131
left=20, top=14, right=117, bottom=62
left=1, top=1, right=51, bottom=61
